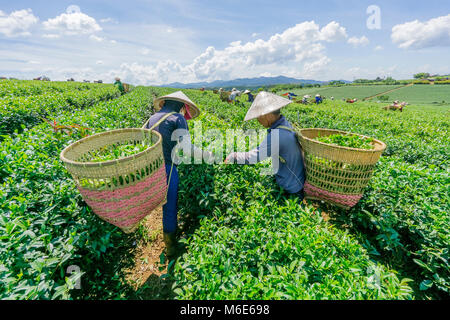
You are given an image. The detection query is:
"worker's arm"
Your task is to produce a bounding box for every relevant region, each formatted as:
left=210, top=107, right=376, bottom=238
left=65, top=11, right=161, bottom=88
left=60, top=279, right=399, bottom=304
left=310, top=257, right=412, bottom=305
left=226, top=132, right=273, bottom=164
left=172, top=116, right=214, bottom=164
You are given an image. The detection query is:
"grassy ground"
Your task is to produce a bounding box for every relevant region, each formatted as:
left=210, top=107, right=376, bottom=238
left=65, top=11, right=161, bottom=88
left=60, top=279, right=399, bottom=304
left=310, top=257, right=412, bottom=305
left=278, top=85, right=405, bottom=100
left=368, top=85, right=450, bottom=105
left=277, top=84, right=450, bottom=106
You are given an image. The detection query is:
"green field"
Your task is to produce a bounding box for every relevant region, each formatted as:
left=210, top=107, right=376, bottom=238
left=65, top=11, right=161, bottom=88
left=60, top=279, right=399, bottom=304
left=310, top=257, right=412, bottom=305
left=0, top=80, right=449, bottom=300
left=279, top=84, right=450, bottom=106
left=368, top=85, right=450, bottom=105
left=278, top=85, right=405, bottom=100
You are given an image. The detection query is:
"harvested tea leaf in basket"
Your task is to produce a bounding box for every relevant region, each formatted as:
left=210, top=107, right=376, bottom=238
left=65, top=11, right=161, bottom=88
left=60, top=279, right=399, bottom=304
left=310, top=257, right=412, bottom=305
left=88, top=141, right=151, bottom=162
left=316, top=133, right=375, bottom=150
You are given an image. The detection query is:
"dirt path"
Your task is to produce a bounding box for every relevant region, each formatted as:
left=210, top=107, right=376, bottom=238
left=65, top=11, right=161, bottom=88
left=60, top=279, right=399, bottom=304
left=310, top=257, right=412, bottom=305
left=363, top=83, right=414, bottom=101
left=124, top=207, right=175, bottom=299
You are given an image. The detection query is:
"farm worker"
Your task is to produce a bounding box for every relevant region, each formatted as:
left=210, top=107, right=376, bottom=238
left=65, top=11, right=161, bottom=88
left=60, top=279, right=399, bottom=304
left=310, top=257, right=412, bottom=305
left=229, top=89, right=239, bottom=102
left=225, top=92, right=306, bottom=201
left=244, top=90, right=254, bottom=102
left=114, top=77, right=125, bottom=95
left=288, top=92, right=298, bottom=100
left=145, top=91, right=210, bottom=257
left=315, top=94, right=322, bottom=104
left=330, top=96, right=334, bottom=101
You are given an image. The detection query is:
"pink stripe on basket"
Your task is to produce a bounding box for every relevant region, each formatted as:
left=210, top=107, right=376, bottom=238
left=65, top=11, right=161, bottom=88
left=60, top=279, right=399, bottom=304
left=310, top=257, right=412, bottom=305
left=82, top=180, right=167, bottom=216
left=304, top=182, right=362, bottom=208
left=77, top=166, right=168, bottom=230
left=86, top=189, right=167, bottom=229
left=79, top=165, right=166, bottom=201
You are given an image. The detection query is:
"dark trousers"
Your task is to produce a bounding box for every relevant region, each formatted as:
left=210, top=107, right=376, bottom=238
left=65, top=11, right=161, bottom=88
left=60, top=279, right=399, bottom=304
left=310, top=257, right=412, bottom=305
left=296, top=189, right=305, bottom=202
left=163, top=164, right=179, bottom=233
left=286, top=188, right=304, bottom=202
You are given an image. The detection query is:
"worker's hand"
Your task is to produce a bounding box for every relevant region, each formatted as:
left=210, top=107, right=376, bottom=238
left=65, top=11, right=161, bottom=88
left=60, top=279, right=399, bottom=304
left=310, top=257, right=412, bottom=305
left=224, top=152, right=236, bottom=164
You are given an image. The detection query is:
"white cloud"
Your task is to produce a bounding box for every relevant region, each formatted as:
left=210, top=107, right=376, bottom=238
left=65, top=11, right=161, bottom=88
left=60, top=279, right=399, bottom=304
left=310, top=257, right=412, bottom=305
left=111, top=20, right=347, bottom=84
left=96, top=60, right=104, bottom=65
left=303, top=56, right=331, bottom=76
left=42, top=34, right=60, bottom=39
left=141, top=48, right=151, bottom=55
left=184, top=21, right=345, bottom=80
left=89, top=34, right=105, bottom=42
left=348, top=36, right=370, bottom=47
left=100, top=18, right=116, bottom=24
left=375, top=45, right=383, bottom=51
left=319, top=21, right=348, bottom=42
left=0, top=9, right=38, bottom=37
left=252, top=33, right=260, bottom=38
left=391, top=14, right=450, bottom=49
left=43, top=9, right=102, bottom=35
left=117, top=61, right=185, bottom=85
left=110, top=39, right=117, bottom=44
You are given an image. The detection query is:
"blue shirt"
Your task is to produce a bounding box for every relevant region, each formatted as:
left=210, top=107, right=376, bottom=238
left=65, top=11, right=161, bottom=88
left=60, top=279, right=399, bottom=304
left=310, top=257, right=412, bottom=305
left=146, top=106, right=189, bottom=165
left=234, top=116, right=306, bottom=193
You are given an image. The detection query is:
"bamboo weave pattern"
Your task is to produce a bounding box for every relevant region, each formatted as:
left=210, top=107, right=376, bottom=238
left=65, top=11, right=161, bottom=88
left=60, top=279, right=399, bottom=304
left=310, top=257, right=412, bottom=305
left=297, top=128, right=386, bottom=209
left=60, top=128, right=167, bottom=233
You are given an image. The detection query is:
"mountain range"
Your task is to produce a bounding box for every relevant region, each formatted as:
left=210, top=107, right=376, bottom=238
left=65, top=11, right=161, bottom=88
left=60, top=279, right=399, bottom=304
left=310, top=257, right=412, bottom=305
left=161, top=76, right=351, bottom=89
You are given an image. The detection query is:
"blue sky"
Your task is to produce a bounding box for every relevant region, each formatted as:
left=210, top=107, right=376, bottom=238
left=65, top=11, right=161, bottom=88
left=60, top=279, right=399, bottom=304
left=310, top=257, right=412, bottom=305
left=0, top=0, right=449, bottom=84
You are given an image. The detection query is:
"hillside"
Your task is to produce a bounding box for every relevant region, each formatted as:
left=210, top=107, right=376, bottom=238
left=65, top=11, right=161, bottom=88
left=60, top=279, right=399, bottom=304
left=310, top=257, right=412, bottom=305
left=162, top=75, right=332, bottom=89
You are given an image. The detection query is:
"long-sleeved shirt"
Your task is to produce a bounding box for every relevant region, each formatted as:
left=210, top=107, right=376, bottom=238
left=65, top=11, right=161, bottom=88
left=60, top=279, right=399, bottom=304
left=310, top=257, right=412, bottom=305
left=146, top=107, right=189, bottom=165
left=234, top=116, right=305, bottom=193
left=145, top=107, right=211, bottom=165
left=114, top=80, right=125, bottom=93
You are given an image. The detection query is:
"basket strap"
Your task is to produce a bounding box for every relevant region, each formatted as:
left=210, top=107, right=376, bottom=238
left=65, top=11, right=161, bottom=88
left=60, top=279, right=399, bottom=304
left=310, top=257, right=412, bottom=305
left=275, top=125, right=302, bottom=162
left=277, top=125, right=295, bottom=133
left=142, top=111, right=175, bottom=130
left=142, top=111, right=178, bottom=203
left=274, top=125, right=305, bottom=189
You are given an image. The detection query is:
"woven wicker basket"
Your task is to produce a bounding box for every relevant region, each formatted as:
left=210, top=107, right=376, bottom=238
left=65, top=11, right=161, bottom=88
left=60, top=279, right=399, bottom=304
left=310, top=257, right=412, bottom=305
left=60, top=128, right=167, bottom=233
left=297, top=128, right=386, bottom=209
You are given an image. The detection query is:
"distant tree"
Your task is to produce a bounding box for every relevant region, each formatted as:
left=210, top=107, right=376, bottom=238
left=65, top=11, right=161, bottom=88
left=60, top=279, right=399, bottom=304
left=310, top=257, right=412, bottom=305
left=384, top=77, right=398, bottom=85
left=329, top=80, right=345, bottom=86
left=414, top=73, right=430, bottom=79
left=354, top=79, right=371, bottom=84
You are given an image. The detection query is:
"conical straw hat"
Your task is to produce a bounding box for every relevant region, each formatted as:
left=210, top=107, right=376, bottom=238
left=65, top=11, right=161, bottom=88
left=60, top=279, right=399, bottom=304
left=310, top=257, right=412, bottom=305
left=243, top=90, right=251, bottom=94
left=244, top=91, right=292, bottom=121
left=153, top=91, right=200, bottom=119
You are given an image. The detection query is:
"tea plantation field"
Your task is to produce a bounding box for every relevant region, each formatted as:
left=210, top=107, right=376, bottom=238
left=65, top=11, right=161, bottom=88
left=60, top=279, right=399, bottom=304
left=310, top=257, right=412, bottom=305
left=281, top=84, right=450, bottom=106
left=278, top=85, right=405, bottom=101
left=371, top=85, right=450, bottom=105
left=0, top=80, right=448, bottom=300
